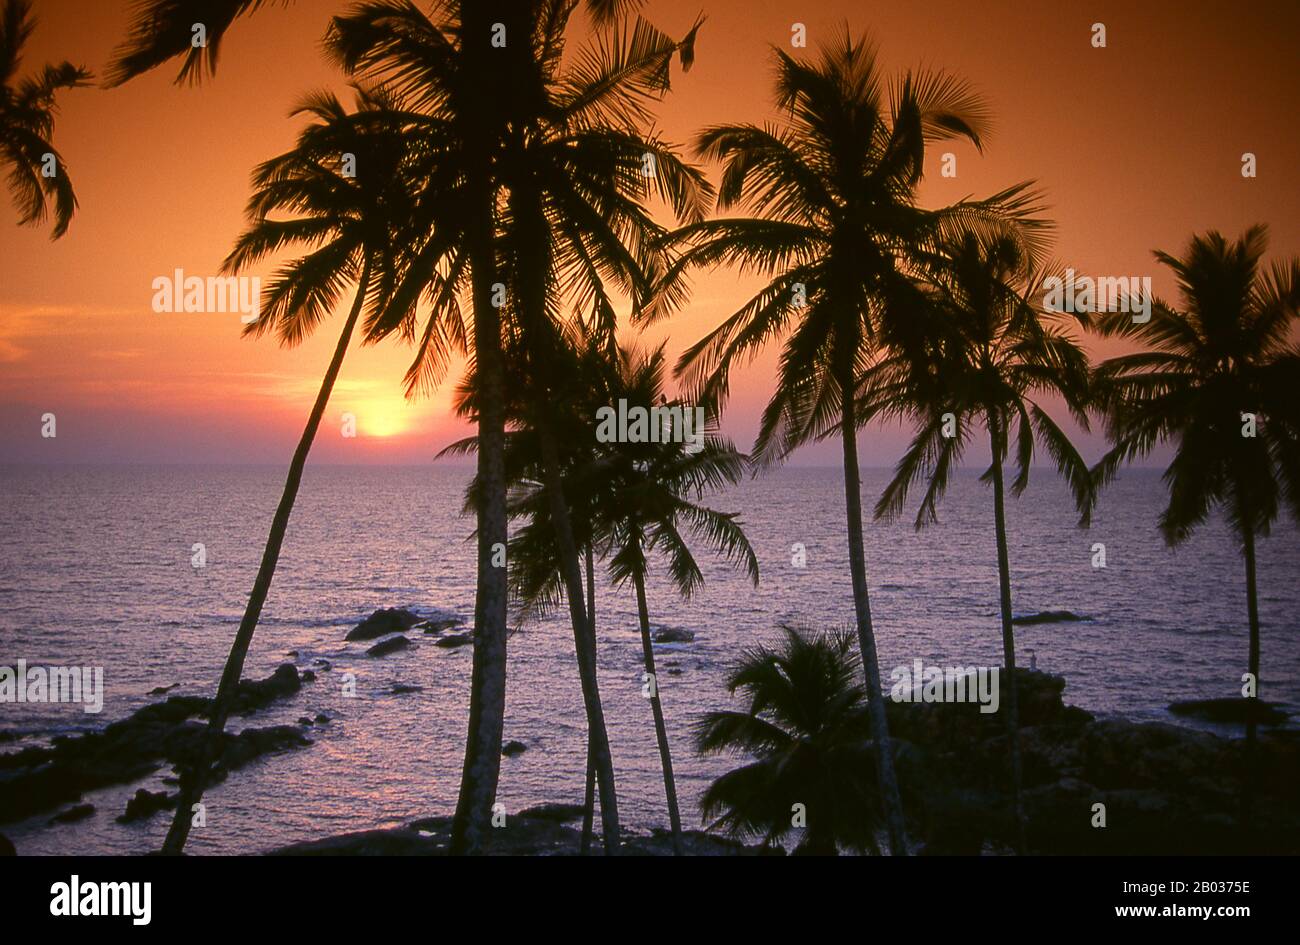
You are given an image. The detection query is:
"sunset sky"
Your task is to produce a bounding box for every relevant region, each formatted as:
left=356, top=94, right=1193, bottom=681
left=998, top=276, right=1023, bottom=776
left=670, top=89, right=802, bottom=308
left=1, top=0, right=1296, bottom=466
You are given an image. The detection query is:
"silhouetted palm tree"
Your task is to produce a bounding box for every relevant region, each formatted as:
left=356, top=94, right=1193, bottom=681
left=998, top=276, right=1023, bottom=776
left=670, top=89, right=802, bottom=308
left=330, top=1, right=704, bottom=854
left=858, top=231, right=1094, bottom=852
left=0, top=0, right=89, bottom=237
left=1091, top=226, right=1300, bottom=761
left=507, top=339, right=759, bottom=854
left=696, top=627, right=880, bottom=855
left=160, top=89, right=444, bottom=854
left=651, top=32, right=1045, bottom=855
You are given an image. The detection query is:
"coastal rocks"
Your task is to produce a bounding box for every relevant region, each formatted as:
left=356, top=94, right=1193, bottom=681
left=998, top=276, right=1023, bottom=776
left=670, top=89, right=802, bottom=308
left=1012, top=610, right=1090, bottom=625
left=346, top=608, right=422, bottom=641
left=390, top=684, right=423, bottom=695
left=651, top=627, right=695, bottom=644
left=417, top=618, right=464, bottom=634
left=502, top=740, right=527, bottom=757
left=0, top=665, right=312, bottom=823
left=49, top=803, right=95, bottom=824
left=149, top=684, right=179, bottom=696
left=1168, top=698, right=1289, bottom=726
left=434, top=631, right=474, bottom=649
left=0, top=834, right=13, bottom=856
left=365, top=636, right=410, bottom=658
left=117, top=789, right=176, bottom=823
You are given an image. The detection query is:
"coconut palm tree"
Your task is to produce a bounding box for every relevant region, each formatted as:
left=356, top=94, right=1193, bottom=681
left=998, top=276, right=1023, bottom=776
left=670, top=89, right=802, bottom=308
left=695, top=626, right=880, bottom=855
left=649, top=32, right=1046, bottom=855
left=159, top=89, right=450, bottom=855
left=857, top=230, right=1094, bottom=853
left=0, top=0, right=89, bottom=238
left=505, top=338, right=759, bottom=854
left=1091, top=226, right=1300, bottom=763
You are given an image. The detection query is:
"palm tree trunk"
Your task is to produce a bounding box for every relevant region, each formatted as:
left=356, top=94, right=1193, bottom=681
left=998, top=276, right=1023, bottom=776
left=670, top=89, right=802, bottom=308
left=839, top=379, right=908, bottom=856
left=581, top=544, right=596, bottom=855
left=160, top=263, right=372, bottom=855
left=450, top=223, right=509, bottom=856
left=633, top=565, right=685, bottom=854
left=538, top=424, right=621, bottom=853
left=988, top=420, right=1028, bottom=854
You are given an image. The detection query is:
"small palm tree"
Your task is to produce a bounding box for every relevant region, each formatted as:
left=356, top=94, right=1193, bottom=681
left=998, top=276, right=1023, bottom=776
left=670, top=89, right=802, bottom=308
left=695, top=627, right=880, bottom=855
left=1091, top=226, right=1300, bottom=759
left=651, top=32, right=1046, bottom=854
left=160, top=89, right=452, bottom=855
left=0, top=0, right=89, bottom=237
left=858, top=231, right=1094, bottom=852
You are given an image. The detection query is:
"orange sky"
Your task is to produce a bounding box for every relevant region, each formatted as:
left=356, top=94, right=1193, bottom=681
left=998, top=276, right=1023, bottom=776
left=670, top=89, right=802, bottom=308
left=1, top=0, right=1297, bottom=465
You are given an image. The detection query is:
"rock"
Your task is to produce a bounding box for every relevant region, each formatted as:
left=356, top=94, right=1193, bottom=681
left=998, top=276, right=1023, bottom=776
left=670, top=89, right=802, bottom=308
left=502, top=740, right=527, bottom=757
left=49, top=803, right=95, bottom=824
left=149, top=684, right=179, bottom=696
left=345, top=608, right=422, bottom=641
left=0, top=665, right=311, bottom=824
left=117, top=789, right=176, bottom=823
left=301, top=670, right=317, bottom=682
left=1169, top=698, right=1288, bottom=726
left=312, top=658, right=332, bottom=670
left=0, top=834, right=13, bottom=856
left=417, top=618, right=464, bottom=634
left=390, top=683, right=423, bottom=695
left=651, top=627, right=695, bottom=644
left=434, top=631, right=474, bottom=649
left=314, top=713, right=330, bottom=724
left=366, top=635, right=410, bottom=658
left=1012, top=610, right=1090, bottom=625
left=518, top=803, right=585, bottom=823
left=298, top=716, right=314, bottom=726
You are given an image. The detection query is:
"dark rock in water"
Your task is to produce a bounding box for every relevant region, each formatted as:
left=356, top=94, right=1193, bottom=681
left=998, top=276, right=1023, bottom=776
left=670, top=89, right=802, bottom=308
left=49, top=803, right=95, bottom=824
left=217, top=726, right=310, bottom=771
left=301, top=670, right=316, bottom=682
left=390, top=683, right=423, bottom=695
left=286, top=650, right=299, bottom=657
left=417, top=618, right=464, bottom=634
left=0, top=665, right=311, bottom=824
left=1169, top=698, right=1288, bottom=726
left=118, top=789, right=176, bottom=823
left=652, top=627, right=695, bottom=644
left=502, top=740, right=527, bottom=757
left=312, top=658, right=332, bottom=671
left=346, top=608, right=422, bottom=641
left=298, top=716, right=314, bottom=726
left=314, top=713, right=330, bottom=724
left=434, top=631, right=474, bottom=649
left=366, top=635, right=410, bottom=658
left=1012, top=610, right=1090, bottom=626
left=519, top=803, right=585, bottom=823
left=149, top=684, right=179, bottom=696
left=0, top=732, right=15, bottom=743
left=0, top=834, right=13, bottom=856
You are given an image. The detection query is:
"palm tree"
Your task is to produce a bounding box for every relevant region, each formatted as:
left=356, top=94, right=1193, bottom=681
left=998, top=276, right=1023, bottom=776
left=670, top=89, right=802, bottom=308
left=160, top=89, right=447, bottom=854
left=0, top=0, right=89, bottom=237
left=649, top=32, right=1045, bottom=854
left=506, top=339, right=759, bottom=854
left=695, top=627, right=880, bottom=855
left=857, top=231, right=1094, bottom=852
left=1091, top=226, right=1300, bottom=770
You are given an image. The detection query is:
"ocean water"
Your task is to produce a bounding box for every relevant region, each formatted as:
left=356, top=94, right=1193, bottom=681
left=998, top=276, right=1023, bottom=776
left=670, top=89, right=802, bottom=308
left=0, top=463, right=1297, bottom=855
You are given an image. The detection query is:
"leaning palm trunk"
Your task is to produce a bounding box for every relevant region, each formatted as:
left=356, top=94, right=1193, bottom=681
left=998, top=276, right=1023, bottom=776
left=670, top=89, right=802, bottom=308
left=451, top=230, right=510, bottom=856
left=633, top=566, right=685, bottom=854
left=987, top=418, right=1028, bottom=853
left=538, top=424, right=621, bottom=853
left=839, top=380, right=909, bottom=856
left=581, top=544, right=597, bottom=855
left=161, top=263, right=372, bottom=855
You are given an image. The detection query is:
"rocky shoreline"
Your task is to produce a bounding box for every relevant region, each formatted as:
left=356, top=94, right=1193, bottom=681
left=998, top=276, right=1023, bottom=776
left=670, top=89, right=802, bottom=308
left=2, top=611, right=1296, bottom=854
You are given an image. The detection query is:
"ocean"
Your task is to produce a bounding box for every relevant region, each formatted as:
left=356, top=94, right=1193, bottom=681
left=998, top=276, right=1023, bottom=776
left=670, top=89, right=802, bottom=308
left=1, top=463, right=1297, bottom=854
